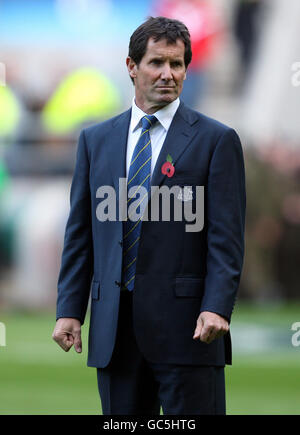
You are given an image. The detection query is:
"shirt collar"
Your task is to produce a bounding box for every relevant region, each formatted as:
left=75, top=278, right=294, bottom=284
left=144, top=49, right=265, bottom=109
left=130, top=97, right=180, bottom=133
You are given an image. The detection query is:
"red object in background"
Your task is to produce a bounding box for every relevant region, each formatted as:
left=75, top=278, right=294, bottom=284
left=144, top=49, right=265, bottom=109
left=153, top=0, right=223, bottom=69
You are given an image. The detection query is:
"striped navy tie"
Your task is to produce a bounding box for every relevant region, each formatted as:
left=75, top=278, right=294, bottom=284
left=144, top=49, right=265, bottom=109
left=122, top=114, right=158, bottom=291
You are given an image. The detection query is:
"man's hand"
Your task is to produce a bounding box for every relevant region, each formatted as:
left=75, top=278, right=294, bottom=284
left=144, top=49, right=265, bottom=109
left=52, top=318, right=82, bottom=353
left=193, top=311, right=229, bottom=344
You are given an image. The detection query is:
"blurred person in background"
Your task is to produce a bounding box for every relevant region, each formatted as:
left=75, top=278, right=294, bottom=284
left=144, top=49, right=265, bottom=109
left=52, top=16, right=246, bottom=415
left=233, top=0, right=265, bottom=86
left=152, top=0, right=223, bottom=108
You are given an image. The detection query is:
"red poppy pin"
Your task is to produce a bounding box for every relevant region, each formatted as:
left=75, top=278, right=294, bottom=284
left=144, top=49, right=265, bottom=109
left=161, top=154, right=175, bottom=178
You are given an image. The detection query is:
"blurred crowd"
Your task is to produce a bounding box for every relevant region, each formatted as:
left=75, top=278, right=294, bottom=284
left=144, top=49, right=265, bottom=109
left=0, top=0, right=299, bottom=309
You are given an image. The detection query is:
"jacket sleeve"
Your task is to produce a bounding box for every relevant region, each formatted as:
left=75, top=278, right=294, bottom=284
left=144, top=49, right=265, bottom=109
left=200, top=128, right=246, bottom=323
left=56, top=129, right=94, bottom=325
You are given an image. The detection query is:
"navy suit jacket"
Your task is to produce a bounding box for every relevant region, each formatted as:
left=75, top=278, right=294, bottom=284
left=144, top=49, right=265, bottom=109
left=56, top=101, right=246, bottom=368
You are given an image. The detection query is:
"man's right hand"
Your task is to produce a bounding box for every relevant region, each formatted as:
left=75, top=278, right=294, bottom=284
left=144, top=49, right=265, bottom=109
left=52, top=318, right=82, bottom=353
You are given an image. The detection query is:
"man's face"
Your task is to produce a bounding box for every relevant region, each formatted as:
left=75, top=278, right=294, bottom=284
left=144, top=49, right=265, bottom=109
left=127, top=37, right=187, bottom=113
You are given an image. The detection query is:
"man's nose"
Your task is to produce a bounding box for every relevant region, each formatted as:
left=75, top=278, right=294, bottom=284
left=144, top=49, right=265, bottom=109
left=160, top=64, right=173, bottom=81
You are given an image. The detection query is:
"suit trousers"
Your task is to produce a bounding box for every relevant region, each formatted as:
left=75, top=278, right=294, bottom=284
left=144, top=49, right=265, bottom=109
left=96, top=291, right=226, bottom=415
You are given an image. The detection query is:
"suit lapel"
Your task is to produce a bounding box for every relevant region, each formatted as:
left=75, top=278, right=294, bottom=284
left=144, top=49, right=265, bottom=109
left=106, top=102, right=199, bottom=214
left=107, top=108, right=131, bottom=196
left=150, top=101, right=199, bottom=188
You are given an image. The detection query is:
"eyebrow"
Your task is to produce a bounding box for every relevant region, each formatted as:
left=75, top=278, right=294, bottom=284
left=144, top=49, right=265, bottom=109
left=149, top=56, right=184, bottom=62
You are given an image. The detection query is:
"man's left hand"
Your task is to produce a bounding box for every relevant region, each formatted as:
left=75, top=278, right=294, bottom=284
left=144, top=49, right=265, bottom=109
left=193, top=311, right=229, bottom=344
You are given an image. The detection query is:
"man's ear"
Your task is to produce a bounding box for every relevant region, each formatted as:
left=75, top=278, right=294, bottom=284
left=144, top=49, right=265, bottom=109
left=126, top=56, right=137, bottom=80
left=183, top=68, right=187, bottom=80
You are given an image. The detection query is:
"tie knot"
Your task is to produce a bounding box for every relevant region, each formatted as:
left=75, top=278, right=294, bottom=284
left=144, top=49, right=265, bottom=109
left=141, top=115, right=157, bottom=131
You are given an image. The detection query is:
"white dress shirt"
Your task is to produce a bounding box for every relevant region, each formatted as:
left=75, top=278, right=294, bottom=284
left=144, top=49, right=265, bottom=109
left=126, top=97, right=180, bottom=179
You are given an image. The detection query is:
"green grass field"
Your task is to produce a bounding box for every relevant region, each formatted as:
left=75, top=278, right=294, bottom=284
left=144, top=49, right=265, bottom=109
left=0, top=302, right=300, bottom=415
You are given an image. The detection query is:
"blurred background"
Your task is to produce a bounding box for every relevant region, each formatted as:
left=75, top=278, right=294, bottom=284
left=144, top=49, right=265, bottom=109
left=0, top=0, right=300, bottom=415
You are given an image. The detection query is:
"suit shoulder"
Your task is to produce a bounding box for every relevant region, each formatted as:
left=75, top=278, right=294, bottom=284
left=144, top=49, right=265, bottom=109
left=194, top=110, right=236, bottom=135
left=199, top=113, right=232, bottom=134
left=81, top=109, right=131, bottom=142
left=181, top=103, right=238, bottom=138
left=180, top=104, right=243, bottom=158
left=198, top=113, right=242, bottom=148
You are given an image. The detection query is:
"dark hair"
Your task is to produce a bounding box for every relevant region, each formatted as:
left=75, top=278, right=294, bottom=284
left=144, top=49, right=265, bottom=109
left=128, top=16, right=192, bottom=69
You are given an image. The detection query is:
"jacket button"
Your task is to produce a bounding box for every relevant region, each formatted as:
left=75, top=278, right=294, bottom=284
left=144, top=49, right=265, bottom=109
left=115, top=281, right=121, bottom=287
left=119, top=241, right=123, bottom=247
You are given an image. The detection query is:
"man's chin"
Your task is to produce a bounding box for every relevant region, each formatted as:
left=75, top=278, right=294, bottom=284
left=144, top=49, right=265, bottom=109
left=156, top=92, right=177, bottom=104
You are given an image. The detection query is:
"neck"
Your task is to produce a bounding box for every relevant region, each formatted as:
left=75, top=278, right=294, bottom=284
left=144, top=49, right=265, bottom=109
left=134, top=97, right=169, bottom=115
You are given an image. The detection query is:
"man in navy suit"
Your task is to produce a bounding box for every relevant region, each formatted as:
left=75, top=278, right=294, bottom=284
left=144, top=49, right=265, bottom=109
left=52, top=16, right=246, bottom=415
